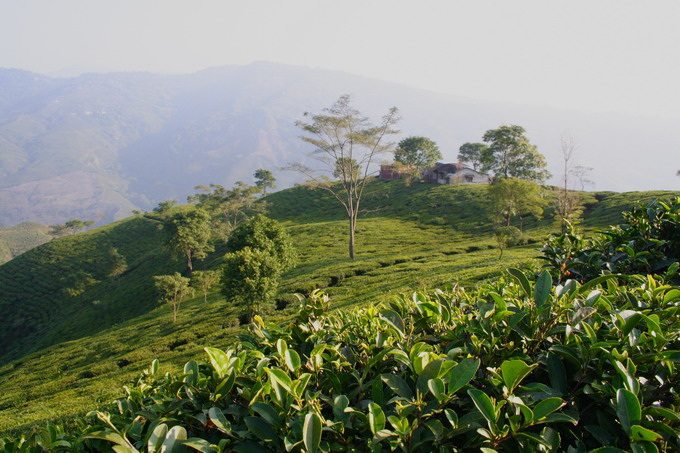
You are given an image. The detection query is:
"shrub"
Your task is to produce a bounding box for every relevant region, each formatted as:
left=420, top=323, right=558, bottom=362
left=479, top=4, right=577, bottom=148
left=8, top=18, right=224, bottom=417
left=5, top=271, right=677, bottom=452
left=542, top=197, right=680, bottom=282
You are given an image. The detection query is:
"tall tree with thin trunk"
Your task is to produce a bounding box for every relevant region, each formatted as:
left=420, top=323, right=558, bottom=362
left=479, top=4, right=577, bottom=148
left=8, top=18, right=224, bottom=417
left=163, top=208, right=214, bottom=274
left=289, top=95, right=399, bottom=260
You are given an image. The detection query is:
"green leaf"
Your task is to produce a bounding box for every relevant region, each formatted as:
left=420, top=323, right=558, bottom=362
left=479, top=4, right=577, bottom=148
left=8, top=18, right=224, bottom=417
left=534, top=270, right=552, bottom=308
left=643, top=406, right=680, bottom=423
left=468, top=389, right=497, bottom=429
left=244, top=417, right=277, bottom=443
left=368, top=402, right=386, bottom=435
left=151, top=359, right=159, bottom=375
left=500, top=359, right=537, bottom=394
left=251, top=403, right=282, bottom=429
left=208, top=407, right=231, bottom=434
left=204, top=347, right=231, bottom=378
left=630, top=425, right=661, bottom=442
left=284, top=349, right=301, bottom=373
left=83, top=431, right=135, bottom=450
left=448, top=358, right=480, bottom=394
left=427, top=378, right=446, bottom=402
left=303, top=413, right=322, bottom=453
left=147, top=423, right=168, bottom=452
left=532, top=398, right=564, bottom=421
left=508, top=268, right=531, bottom=296
left=182, top=438, right=217, bottom=453
left=381, top=374, right=414, bottom=399
left=616, top=388, right=641, bottom=434
left=546, top=354, right=567, bottom=395
left=160, top=425, right=187, bottom=453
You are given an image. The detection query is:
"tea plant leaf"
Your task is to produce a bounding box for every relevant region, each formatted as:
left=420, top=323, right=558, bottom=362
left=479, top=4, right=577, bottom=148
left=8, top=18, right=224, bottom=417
left=303, top=413, right=322, bottom=453
left=501, top=360, right=537, bottom=394
left=208, top=407, right=231, bottom=434
left=630, top=425, right=661, bottom=442
left=368, top=402, right=386, bottom=435
left=616, top=389, right=641, bottom=434
left=532, top=398, right=564, bottom=421
left=181, top=438, right=216, bottom=453
left=160, top=425, right=186, bottom=453
left=204, top=347, right=231, bottom=378
left=147, top=423, right=168, bottom=452
left=508, top=268, right=531, bottom=297
left=468, top=389, right=497, bottom=429
left=284, top=349, right=301, bottom=373
left=381, top=373, right=414, bottom=399
left=534, top=270, right=552, bottom=308
left=244, top=417, right=277, bottom=443
left=447, top=358, right=480, bottom=395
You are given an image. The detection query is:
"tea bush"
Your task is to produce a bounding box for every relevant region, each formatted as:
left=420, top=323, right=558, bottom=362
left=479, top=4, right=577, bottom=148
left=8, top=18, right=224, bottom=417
left=542, top=197, right=680, bottom=283
left=2, top=268, right=678, bottom=452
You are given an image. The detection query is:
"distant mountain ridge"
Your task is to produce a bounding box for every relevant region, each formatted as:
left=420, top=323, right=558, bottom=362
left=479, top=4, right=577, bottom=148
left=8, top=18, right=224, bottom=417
left=1, top=61, right=678, bottom=226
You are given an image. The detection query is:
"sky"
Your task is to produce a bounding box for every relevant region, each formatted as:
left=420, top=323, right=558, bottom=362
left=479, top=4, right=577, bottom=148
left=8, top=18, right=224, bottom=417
left=1, top=0, right=680, bottom=120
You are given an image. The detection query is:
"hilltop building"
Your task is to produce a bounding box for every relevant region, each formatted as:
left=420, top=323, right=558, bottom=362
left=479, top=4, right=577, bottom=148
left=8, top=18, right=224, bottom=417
left=423, top=162, right=490, bottom=185
left=380, top=162, right=490, bottom=184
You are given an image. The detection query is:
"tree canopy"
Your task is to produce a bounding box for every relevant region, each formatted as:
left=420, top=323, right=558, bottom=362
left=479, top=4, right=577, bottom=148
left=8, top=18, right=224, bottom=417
left=153, top=272, right=193, bottom=323
left=254, top=169, right=276, bottom=196
left=394, top=136, right=442, bottom=171
left=226, top=214, right=296, bottom=271
left=481, top=125, right=549, bottom=183
left=290, top=94, right=399, bottom=259
left=457, top=142, right=488, bottom=171
left=163, top=208, right=214, bottom=274
left=487, top=177, right=546, bottom=229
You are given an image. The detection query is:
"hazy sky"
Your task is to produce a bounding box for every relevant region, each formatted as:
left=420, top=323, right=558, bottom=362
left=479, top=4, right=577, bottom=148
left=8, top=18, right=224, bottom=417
left=2, top=0, right=680, bottom=120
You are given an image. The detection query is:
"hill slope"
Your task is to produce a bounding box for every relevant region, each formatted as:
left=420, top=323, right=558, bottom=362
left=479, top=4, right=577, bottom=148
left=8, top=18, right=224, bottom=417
left=0, top=182, right=678, bottom=431
left=1, top=62, right=679, bottom=227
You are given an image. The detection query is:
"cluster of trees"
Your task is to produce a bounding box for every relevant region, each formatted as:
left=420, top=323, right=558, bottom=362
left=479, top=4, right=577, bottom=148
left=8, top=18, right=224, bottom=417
left=153, top=169, right=295, bottom=323
left=49, top=219, right=94, bottom=237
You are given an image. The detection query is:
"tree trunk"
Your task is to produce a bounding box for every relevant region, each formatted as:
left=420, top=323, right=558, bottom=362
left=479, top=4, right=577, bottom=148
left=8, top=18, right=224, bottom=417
left=349, top=212, right=356, bottom=260
left=186, top=249, right=193, bottom=275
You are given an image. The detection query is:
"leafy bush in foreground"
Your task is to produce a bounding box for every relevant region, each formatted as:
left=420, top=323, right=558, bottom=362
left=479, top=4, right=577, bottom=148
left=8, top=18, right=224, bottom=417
left=2, top=269, right=678, bottom=452
left=542, top=197, right=680, bottom=283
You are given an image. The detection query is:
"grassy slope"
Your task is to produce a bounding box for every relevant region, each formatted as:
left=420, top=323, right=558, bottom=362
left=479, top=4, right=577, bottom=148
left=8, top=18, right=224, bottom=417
left=0, top=222, right=52, bottom=265
left=0, top=181, right=677, bottom=432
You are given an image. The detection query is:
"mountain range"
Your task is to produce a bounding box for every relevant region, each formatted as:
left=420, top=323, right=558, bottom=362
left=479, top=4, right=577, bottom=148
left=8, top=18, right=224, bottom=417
left=1, top=61, right=678, bottom=226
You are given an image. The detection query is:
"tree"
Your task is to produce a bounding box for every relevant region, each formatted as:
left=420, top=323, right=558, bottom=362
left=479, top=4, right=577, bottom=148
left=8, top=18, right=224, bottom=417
left=153, top=273, right=193, bottom=323
left=488, top=178, right=546, bottom=230
left=191, top=270, right=221, bottom=304
left=222, top=247, right=281, bottom=322
left=494, top=226, right=523, bottom=258
left=226, top=214, right=297, bottom=271
left=163, top=208, right=214, bottom=274
left=222, top=215, right=297, bottom=321
left=153, top=200, right=177, bottom=216
left=254, top=169, right=276, bottom=196
left=457, top=142, right=488, bottom=171
left=394, top=136, right=442, bottom=180
left=554, top=133, right=591, bottom=232
left=49, top=219, right=94, bottom=237
left=290, top=94, right=399, bottom=259
left=189, top=182, right=265, bottom=239
left=481, top=125, right=550, bottom=183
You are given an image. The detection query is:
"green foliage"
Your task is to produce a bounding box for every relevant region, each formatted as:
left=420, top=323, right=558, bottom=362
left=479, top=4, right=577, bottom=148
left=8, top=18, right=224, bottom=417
left=293, top=94, right=400, bottom=259
left=191, top=270, right=221, bottom=303
left=457, top=142, right=488, bottom=171
left=494, top=226, right=523, bottom=258
left=223, top=215, right=297, bottom=320
left=152, top=200, right=177, bottom=216
left=163, top=208, right=214, bottom=273
left=222, top=247, right=282, bottom=321
left=4, top=269, right=677, bottom=451
left=487, top=178, right=546, bottom=229
left=226, top=214, right=297, bottom=271
left=481, top=125, right=550, bottom=183
left=254, top=169, right=276, bottom=196
left=542, top=197, right=680, bottom=282
left=153, top=273, right=193, bottom=323
left=394, top=136, right=442, bottom=172
left=189, top=182, right=266, bottom=239
left=49, top=219, right=94, bottom=237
